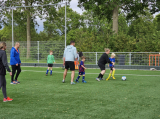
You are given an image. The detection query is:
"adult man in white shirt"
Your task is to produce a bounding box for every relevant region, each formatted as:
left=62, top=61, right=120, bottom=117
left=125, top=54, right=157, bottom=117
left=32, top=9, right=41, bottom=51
left=62, top=41, right=77, bottom=85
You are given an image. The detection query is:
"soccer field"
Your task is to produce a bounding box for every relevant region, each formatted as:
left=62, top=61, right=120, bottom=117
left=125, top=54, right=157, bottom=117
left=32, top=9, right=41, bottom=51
left=0, top=67, right=160, bottom=119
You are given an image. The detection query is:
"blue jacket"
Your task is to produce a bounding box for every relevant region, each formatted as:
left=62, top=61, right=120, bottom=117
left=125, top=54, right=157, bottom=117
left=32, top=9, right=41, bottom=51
left=10, top=47, right=21, bottom=65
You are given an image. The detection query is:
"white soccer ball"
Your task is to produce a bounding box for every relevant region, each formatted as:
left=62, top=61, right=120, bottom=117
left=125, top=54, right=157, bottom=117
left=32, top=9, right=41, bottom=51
left=122, top=76, right=126, bottom=81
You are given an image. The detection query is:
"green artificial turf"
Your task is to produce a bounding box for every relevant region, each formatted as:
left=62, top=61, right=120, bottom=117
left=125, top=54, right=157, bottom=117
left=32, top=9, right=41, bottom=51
left=0, top=67, right=160, bottom=119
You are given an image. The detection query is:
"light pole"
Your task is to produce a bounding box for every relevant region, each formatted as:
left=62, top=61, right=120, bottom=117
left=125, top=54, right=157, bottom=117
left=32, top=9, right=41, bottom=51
left=12, top=8, right=14, bottom=47
left=65, top=2, right=67, bottom=48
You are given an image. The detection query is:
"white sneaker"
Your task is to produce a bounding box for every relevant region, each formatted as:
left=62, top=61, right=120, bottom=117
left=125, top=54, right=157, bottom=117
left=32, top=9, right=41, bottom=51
left=62, top=80, right=65, bottom=83
left=96, top=78, right=100, bottom=81
left=71, top=82, right=76, bottom=85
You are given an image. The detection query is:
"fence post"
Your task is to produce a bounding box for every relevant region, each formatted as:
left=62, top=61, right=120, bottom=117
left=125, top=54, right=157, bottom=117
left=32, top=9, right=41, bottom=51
left=37, top=41, right=39, bottom=63
left=129, top=52, right=131, bottom=65
left=96, top=52, right=97, bottom=65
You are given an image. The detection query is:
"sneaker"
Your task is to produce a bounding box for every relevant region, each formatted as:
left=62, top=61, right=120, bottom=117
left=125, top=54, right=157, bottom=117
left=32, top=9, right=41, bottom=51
left=96, top=78, right=100, bottom=81
left=112, top=77, right=116, bottom=79
left=46, top=74, right=48, bottom=76
left=62, top=80, right=65, bottom=83
left=3, top=97, right=13, bottom=102
left=75, top=80, right=79, bottom=83
left=15, top=80, right=20, bottom=84
left=82, top=80, right=87, bottom=83
left=6, top=97, right=13, bottom=101
left=10, top=81, right=17, bottom=84
left=106, top=78, right=109, bottom=81
left=71, top=82, right=76, bottom=85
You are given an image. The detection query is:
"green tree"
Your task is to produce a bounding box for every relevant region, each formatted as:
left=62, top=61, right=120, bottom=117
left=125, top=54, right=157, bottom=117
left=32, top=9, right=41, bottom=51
left=128, top=9, right=160, bottom=52
left=0, top=26, right=12, bottom=41
left=128, top=9, right=155, bottom=39
left=0, top=0, right=70, bottom=58
left=154, top=13, right=160, bottom=31
left=44, top=6, right=84, bottom=37
left=118, top=13, right=128, bottom=34
left=78, top=0, right=158, bottom=34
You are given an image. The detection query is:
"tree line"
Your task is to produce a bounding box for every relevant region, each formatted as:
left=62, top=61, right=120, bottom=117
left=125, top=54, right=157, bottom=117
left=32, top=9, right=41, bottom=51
left=0, top=0, right=160, bottom=56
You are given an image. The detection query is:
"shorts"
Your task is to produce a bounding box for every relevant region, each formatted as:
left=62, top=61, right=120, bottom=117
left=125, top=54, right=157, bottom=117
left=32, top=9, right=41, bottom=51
left=65, top=61, right=75, bottom=71
left=110, top=66, right=114, bottom=71
left=79, top=72, right=85, bottom=75
left=98, top=63, right=105, bottom=71
left=48, top=64, right=53, bottom=67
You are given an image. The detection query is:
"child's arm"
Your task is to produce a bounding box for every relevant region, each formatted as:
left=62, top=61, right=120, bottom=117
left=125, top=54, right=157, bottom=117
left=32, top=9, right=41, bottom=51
left=81, top=65, right=87, bottom=69
left=47, top=55, right=49, bottom=64
left=53, top=55, right=56, bottom=63
left=113, top=58, right=115, bottom=66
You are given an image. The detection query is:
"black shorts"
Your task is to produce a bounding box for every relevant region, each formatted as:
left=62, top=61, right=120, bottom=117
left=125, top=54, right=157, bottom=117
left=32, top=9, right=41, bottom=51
left=98, top=63, right=105, bottom=71
left=48, top=64, right=53, bottom=67
left=65, top=61, right=75, bottom=71
left=110, top=66, right=113, bottom=71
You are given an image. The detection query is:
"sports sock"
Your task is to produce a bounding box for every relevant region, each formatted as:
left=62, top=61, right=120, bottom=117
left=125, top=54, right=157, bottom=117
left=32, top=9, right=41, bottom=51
left=97, top=73, right=102, bottom=78
left=46, top=69, right=49, bottom=74
left=76, top=76, right=80, bottom=81
left=101, top=74, right=104, bottom=78
left=112, top=70, right=115, bottom=77
left=82, top=76, right=85, bottom=82
left=50, top=70, right=52, bottom=75
left=107, top=73, right=111, bottom=79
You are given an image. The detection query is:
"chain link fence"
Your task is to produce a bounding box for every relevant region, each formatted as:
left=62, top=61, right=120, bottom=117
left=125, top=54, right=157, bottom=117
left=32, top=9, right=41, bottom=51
left=4, top=41, right=160, bottom=66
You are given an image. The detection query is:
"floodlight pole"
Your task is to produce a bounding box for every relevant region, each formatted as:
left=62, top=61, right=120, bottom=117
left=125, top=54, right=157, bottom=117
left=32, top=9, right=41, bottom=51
left=12, top=8, right=14, bottom=47
left=65, top=2, right=67, bottom=49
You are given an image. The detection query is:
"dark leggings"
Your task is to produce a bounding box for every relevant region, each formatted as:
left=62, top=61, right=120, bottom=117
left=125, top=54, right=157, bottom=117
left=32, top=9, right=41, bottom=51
left=11, top=64, right=21, bottom=81
left=0, top=75, right=7, bottom=98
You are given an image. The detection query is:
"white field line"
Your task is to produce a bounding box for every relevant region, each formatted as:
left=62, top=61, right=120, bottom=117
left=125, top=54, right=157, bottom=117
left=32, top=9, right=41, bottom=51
left=21, top=70, right=160, bottom=77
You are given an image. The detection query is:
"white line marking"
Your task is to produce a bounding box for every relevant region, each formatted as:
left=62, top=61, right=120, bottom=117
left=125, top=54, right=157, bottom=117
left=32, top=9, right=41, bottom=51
left=21, top=70, right=160, bottom=77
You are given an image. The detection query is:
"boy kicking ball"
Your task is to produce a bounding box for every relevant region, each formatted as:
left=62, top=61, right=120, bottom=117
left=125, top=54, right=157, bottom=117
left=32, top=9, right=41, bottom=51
left=106, top=53, right=116, bottom=80
left=46, top=50, right=56, bottom=76
left=75, top=56, right=87, bottom=83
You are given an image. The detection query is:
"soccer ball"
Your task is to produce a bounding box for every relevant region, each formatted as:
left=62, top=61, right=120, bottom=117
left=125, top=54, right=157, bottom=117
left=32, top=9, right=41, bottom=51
left=122, top=76, right=126, bottom=81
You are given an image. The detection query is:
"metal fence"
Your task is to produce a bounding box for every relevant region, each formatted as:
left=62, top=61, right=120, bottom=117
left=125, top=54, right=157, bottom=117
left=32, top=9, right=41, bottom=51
left=83, top=52, right=160, bottom=66
left=5, top=41, right=65, bottom=64
left=4, top=41, right=160, bottom=66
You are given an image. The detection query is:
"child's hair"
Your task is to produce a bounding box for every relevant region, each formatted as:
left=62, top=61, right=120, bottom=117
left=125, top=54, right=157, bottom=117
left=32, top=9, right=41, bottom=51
left=81, top=56, right=86, bottom=59
left=111, top=53, right=116, bottom=57
left=50, top=50, right=53, bottom=53
left=104, top=48, right=110, bottom=52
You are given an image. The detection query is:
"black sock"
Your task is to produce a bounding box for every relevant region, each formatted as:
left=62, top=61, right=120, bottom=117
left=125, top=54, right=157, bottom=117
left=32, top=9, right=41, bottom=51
left=98, top=73, right=102, bottom=78
left=101, top=74, right=104, bottom=78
